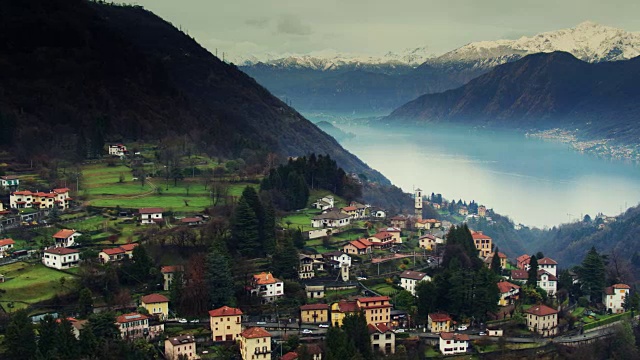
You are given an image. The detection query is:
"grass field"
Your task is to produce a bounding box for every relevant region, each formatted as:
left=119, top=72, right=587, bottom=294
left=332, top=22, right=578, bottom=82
left=369, top=283, right=399, bottom=296
left=0, top=262, right=77, bottom=311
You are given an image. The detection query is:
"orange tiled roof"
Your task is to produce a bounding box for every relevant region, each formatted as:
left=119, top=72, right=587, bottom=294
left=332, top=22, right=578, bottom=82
left=101, top=248, right=125, bottom=256
left=241, top=327, right=271, bottom=339
left=119, top=243, right=138, bottom=252
left=209, top=306, right=243, bottom=317
left=116, top=312, right=149, bottom=323
left=53, top=229, right=76, bottom=239
left=253, top=272, right=281, bottom=285
left=440, top=332, right=470, bottom=341
left=497, top=281, right=520, bottom=294
left=525, top=305, right=557, bottom=316
left=429, top=313, right=451, bottom=322
left=141, top=293, right=169, bottom=304
left=0, top=238, right=15, bottom=247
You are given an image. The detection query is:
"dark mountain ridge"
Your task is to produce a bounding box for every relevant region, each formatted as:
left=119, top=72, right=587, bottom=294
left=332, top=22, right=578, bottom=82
left=385, top=52, right=640, bottom=144
left=0, top=0, right=386, bottom=183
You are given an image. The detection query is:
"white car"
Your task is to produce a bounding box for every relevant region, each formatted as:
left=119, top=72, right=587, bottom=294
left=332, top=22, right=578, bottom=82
left=302, top=329, right=313, bottom=334
left=178, top=318, right=188, bottom=323
left=457, top=325, right=467, bottom=331
left=395, top=329, right=405, bottom=333
left=190, top=319, right=199, bottom=323
left=318, top=324, right=329, bottom=328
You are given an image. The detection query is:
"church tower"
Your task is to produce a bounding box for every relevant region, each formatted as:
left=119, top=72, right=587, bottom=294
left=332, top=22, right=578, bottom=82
left=341, top=263, right=350, bottom=282
left=415, top=188, right=423, bottom=221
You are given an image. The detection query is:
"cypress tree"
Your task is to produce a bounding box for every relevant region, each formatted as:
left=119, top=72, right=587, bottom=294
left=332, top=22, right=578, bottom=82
left=206, top=246, right=235, bottom=308
left=528, top=255, right=539, bottom=285
left=577, top=247, right=606, bottom=301
left=491, top=247, right=502, bottom=274
left=241, top=186, right=264, bottom=245
left=342, top=312, right=371, bottom=359
left=57, top=317, right=79, bottom=360
left=231, top=197, right=260, bottom=257
left=272, top=238, right=299, bottom=280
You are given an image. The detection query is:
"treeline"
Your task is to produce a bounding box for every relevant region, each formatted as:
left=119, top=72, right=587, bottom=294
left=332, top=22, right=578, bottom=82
left=261, top=154, right=362, bottom=210
left=415, top=225, right=499, bottom=323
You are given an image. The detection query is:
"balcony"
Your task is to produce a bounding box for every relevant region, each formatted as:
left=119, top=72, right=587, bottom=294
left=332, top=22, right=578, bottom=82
left=254, top=347, right=270, bottom=355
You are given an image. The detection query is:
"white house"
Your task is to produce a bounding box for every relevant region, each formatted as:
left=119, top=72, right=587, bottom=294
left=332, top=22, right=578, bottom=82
left=419, top=234, right=437, bottom=250
left=322, top=251, right=352, bottom=269
left=52, top=229, right=81, bottom=248
left=311, top=211, right=350, bottom=228
left=525, top=305, right=558, bottom=337
left=603, top=284, right=631, bottom=314
left=0, top=175, right=19, bottom=189
left=368, top=323, right=395, bottom=354
left=0, top=238, right=16, bottom=258
left=139, top=208, right=163, bottom=225
left=439, top=332, right=470, bottom=355
left=116, top=312, right=151, bottom=340
left=108, top=144, right=128, bottom=157
left=537, top=270, right=557, bottom=296
left=311, top=195, right=334, bottom=210
left=42, top=247, right=80, bottom=270
left=250, top=272, right=284, bottom=304
left=165, top=335, right=197, bottom=360
left=370, top=207, right=386, bottom=218
left=399, top=270, right=431, bottom=296
left=538, top=257, right=558, bottom=276
left=10, top=188, right=72, bottom=210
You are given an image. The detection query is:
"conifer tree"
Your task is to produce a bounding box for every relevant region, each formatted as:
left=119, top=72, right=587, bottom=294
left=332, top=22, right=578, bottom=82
left=577, top=247, right=606, bottom=301
left=37, top=315, right=59, bottom=359
left=206, top=246, right=235, bottom=308
left=528, top=255, right=539, bottom=285
left=56, top=317, right=79, bottom=360
left=5, top=309, right=36, bottom=360
left=231, top=196, right=260, bottom=257
left=491, top=247, right=502, bottom=274
left=262, top=197, right=277, bottom=254
left=342, top=312, right=371, bottom=360
left=272, top=238, right=299, bottom=279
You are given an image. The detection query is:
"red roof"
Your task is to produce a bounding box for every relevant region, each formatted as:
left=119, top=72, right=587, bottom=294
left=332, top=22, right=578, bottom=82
left=358, top=296, right=390, bottom=303
left=606, top=284, right=631, bottom=295
left=347, top=238, right=372, bottom=250
left=538, top=257, right=558, bottom=265
left=241, top=327, right=271, bottom=339
left=372, top=232, right=393, bottom=240
left=471, top=231, right=491, bottom=240
left=300, top=304, right=329, bottom=311
left=253, top=272, right=281, bottom=285
left=101, top=248, right=125, bottom=256
left=342, top=206, right=357, bottom=211
left=53, top=229, right=76, bottom=239
left=0, top=238, right=15, bottom=247
left=429, top=313, right=452, bottom=322
left=517, top=254, right=531, bottom=262
left=281, top=352, right=298, bottom=360
left=53, top=188, right=70, bottom=194
left=116, top=312, right=149, bottom=323
left=497, top=281, right=520, bottom=294
left=44, top=247, right=79, bottom=255
left=390, top=216, right=406, bottom=221
left=440, top=332, right=470, bottom=341
left=161, top=265, right=184, bottom=273
left=209, top=306, right=243, bottom=317
left=12, top=190, right=32, bottom=196
left=119, top=243, right=138, bottom=252
left=139, top=207, right=164, bottom=214
left=525, top=305, right=558, bottom=316
left=141, top=293, right=169, bottom=304
left=511, top=269, right=528, bottom=280
left=367, top=323, right=393, bottom=334
left=181, top=217, right=202, bottom=223
left=336, top=300, right=359, bottom=313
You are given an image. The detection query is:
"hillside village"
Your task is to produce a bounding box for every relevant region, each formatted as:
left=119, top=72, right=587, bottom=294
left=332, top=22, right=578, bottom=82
left=0, top=144, right=636, bottom=360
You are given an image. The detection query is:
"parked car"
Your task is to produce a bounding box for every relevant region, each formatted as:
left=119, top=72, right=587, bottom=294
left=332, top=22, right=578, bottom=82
left=302, top=329, right=313, bottom=334
left=457, top=325, right=468, bottom=331
left=478, top=331, right=487, bottom=336
left=190, top=319, right=199, bottom=323
left=318, top=324, right=329, bottom=328
left=256, top=321, right=267, bottom=325
left=178, top=318, right=188, bottom=323
left=395, top=329, right=405, bottom=333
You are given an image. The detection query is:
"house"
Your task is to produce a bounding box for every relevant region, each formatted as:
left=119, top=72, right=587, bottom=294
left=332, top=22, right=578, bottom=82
left=524, top=305, right=558, bottom=337
left=486, top=328, right=503, bottom=336
left=0, top=175, right=19, bottom=189
left=120, top=243, right=138, bottom=257
left=538, top=257, right=558, bottom=276
left=250, top=272, right=284, bottom=303
left=368, top=231, right=395, bottom=249
left=322, top=251, right=352, bottom=269
left=368, top=323, right=395, bottom=354
left=537, top=270, right=557, bottom=296
left=357, top=296, right=392, bottom=326
left=305, top=284, right=325, bottom=299
left=471, top=231, right=492, bottom=258
left=603, top=284, right=631, bottom=314
left=478, top=205, right=487, bottom=217
left=139, top=208, right=163, bottom=225
left=331, top=300, right=359, bottom=327
left=300, top=304, right=329, bottom=324
left=312, top=195, right=334, bottom=210
left=99, top=248, right=125, bottom=263
left=340, top=206, right=360, bottom=219
left=0, top=238, right=15, bottom=258
left=370, top=207, right=386, bottom=218
left=379, top=227, right=402, bottom=243
left=399, top=270, right=431, bottom=296
left=108, top=144, right=128, bottom=157
left=484, top=252, right=508, bottom=269
left=209, top=306, right=243, bottom=342
left=10, top=188, right=72, bottom=210
left=42, top=247, right=80, bottom=270
left=52, top=229, right=81, bottom=248
left=180, top=217, right=204, bottom=226
left=458, top=207, right=469, bottom=216
left=282, top=352, right=298, bottom=360
left=414, top=219, right=441, bottom=230
left=428, top=313, right=452, bottom=333
left=311, top=211, right=350, bottom=228
left=299, top=254, right=315, bottom=279
left=165, top=335, right=198, bottom=360
left=419, top=234, right=438, bottom=250
left=141, top=293, right=169, bottom=321
left=439, top=332, right=470, bottom=355
left=239, top=327, right=272, bottom=360
left=342, top=238, right=372, bottom=255
left=350, top=201, right=368, bottom=216
left=510, top=269, right=528, bottom=283
left=516, top=254, right=531, bottom=270
left=390, top=216, right=408, bottom=229
left=161, top=265, right=184, bottom=291
left=56, top=317, right=87, bottom=340
left=116, top=312, right=150, bottom=340
left=497, top=281, right=520, bottom=306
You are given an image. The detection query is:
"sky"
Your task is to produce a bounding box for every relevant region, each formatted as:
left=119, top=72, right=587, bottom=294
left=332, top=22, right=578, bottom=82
left=123, top=0, right=640, bottom=60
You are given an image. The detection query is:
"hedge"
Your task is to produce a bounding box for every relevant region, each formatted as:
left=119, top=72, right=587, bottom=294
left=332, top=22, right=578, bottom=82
left=583, top=312, right=631, bottom=331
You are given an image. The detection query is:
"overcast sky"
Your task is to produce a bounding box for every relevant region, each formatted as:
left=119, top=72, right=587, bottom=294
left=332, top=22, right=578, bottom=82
left=124, top=0, right=640, bottom=59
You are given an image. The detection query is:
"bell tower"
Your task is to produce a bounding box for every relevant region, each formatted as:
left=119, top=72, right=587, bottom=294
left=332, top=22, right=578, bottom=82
left=415, top=188, right=423, bottom=221
left=341, top=263, right=349, bottom=282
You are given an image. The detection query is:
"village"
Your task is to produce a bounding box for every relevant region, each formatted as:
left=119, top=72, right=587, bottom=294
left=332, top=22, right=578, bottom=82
left=0, top=144, right=636, bottom=360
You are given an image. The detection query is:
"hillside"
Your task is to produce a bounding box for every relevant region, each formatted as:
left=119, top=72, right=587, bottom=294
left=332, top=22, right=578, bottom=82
left=385, top=52, right=640, bottom=144
left=0, top=0, right=386, bottom=183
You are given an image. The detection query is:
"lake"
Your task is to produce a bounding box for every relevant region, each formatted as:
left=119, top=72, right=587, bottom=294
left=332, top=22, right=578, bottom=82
left=337, top=124, right=640, bottom=228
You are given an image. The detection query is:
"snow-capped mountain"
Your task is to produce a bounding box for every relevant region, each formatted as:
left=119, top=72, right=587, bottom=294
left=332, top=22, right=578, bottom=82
left=235, top=46, right=433, bottom=70
left=430, top=21, right=640, bottom=67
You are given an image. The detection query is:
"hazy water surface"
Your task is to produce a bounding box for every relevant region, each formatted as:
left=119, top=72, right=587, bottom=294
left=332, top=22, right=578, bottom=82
left=338, top=125, right=640, bottom=228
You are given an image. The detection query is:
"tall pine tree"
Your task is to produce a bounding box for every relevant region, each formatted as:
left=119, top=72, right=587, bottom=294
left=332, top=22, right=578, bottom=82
left=577, top=247, right=606, bottom=301
left=206, top=246, right=235, bottom=308
left=528, top=255, right=539, bottom=285
left=231, top=196, right=260, bottom=257
left=491, top=247, right=502, bottom=274
left=5, top=309, right=36, bottom=360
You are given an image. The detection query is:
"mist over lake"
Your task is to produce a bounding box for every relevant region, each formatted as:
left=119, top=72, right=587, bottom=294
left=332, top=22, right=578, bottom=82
left=337, top=124, right=640, bottom=228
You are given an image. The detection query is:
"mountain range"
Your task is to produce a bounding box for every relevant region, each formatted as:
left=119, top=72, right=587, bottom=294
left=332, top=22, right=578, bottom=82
left=385, top=51, right=640, bottom=143
left=239, top=22, right=640, bottom=115
left=0, top=0, right=386, bottom=183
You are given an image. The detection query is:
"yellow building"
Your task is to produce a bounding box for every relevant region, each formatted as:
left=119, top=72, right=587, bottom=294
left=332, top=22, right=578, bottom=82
left=357, top=296, right=392, bottom=326
left=524, top=305, right=558, bottom=337
left=428, top=313, right=452, bottom=333
left=471, top=231, right=493, bottom=258
left=240, top=327, right=271, bottom=360
left=140, top=294, right=169, bottom=321
left=484, top=252, right=508, bottom=269
left=331, top=300, right=359, bottom=327
left=209, top=306, right=243, bottom=342
left=300, top=304, right=329, bottom=324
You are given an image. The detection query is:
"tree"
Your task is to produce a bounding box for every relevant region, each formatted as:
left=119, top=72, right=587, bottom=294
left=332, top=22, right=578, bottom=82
left=393, top=290, right=415, bottom=311
left=231, top=197, right=260, bottom=257
left=5, top=309, right=37, bottom=360
left=576, top=247, right=606, bottom=302
left=77, top=287, right=94, bottom=318
left=37, top=315, right=59, bottom=359
left=205, top=246, right=235, bottom=308
left=48, top=205, right=61, bottom=224
left=415, top=280, right=437, bottom=325
left=169, top=270, right=185, bottom=312
left=528, top=255, right=539, bottom=285
left=262, top=197, right=277, bottom=254
left=324, top=326, right=354, bottom=360
left=583, top=214, right=592, bottom=223
left=341, top=312, right=371, bottom=359
left=271, top=238, right=299, bottom=280
left=56, top=317, right=80, bottom=360
left=491, top=247, right=502, bottom=274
